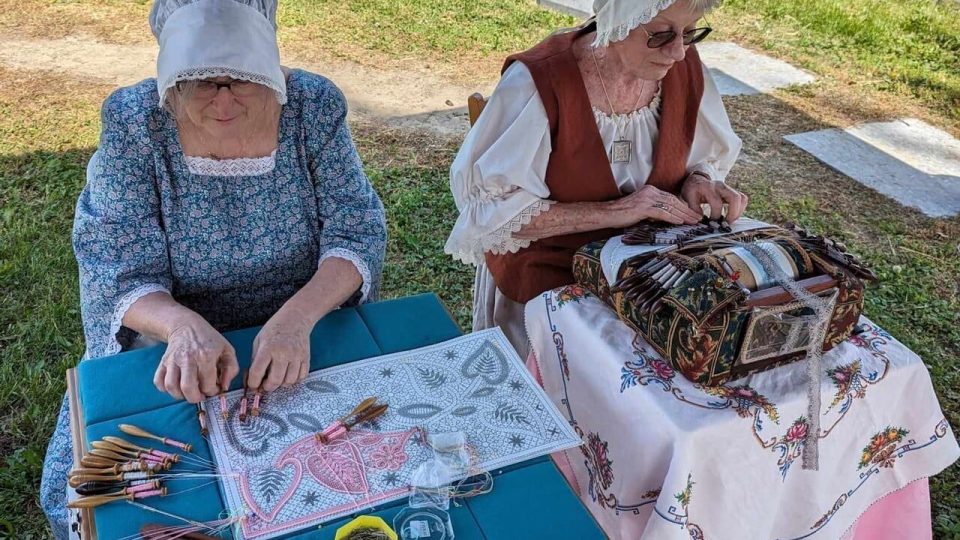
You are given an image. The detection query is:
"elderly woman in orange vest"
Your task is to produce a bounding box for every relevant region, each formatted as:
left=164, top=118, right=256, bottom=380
left=445, top=0, right=747, bottom=356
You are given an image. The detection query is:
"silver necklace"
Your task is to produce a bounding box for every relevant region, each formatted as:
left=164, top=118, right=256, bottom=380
left=591, top=48, right=648, bottom=164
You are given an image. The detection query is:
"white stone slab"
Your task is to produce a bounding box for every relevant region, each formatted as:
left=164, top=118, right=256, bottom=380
left=785, top=118, right=960, bottom=218
left=698, top=42, right=816, bottom=96
left=538, top=0, right=592, bottom=18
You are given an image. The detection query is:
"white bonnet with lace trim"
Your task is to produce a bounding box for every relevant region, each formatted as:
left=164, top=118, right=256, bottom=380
left=591, top=0, right=680, bottom=47
left=150, top=0, right=287, bottom=107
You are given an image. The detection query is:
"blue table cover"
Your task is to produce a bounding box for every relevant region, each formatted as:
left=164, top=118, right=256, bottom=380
left=75, top=293, right=602, bottom=539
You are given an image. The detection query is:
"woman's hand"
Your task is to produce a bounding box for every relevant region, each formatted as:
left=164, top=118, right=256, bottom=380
left=608, top=185, right=703, bottom=228
left=247, top=306, right=313, bottom=392
left=153, top=315, right=238, bottom=403
left=680, top=173, right=749, bottom=222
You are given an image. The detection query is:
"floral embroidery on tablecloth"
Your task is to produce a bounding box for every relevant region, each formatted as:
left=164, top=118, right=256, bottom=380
left=583, top=432, right=615, bottom=504
left=803, top=419, right=948, bottom=537
left=858, top=427, right=909, bottom=470
left=655, top=473, right=705, bottom=539
left=702, top=384, right=780, bottom=422
left=770, top=417, right=810, bottom=479
left=826, top=361, right=866, bottom=412
left=555, top=284, right=592, bottom=309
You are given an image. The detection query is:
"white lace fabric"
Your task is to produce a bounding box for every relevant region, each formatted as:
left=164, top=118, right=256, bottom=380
left=592, top=0, right=679, bottom=47
left=318, top=248, right=373, bottom=303
left=446, top=199, right=555, bottom=266
left=184, top=150, right=277, bottom=176
left=108, top=283, right=170, bottom=356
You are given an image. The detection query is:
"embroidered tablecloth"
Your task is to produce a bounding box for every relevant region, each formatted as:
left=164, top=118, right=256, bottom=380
left=525, top=287, right=959, bottom=540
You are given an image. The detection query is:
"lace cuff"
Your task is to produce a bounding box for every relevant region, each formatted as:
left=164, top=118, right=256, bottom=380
left=318, top=248, right=372, bottom=303
left=108, top=284, right=170, bottom=356
left=447, top=199, right=555, bottom=266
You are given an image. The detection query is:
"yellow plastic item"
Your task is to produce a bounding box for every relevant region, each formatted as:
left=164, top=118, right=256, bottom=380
left=334, top=515, right=398, bottom=540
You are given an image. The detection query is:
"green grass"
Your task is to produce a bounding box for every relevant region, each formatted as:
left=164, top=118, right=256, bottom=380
left=715, top=0, right=960, bottom=124
left=279, top=0, right=573, bottom=64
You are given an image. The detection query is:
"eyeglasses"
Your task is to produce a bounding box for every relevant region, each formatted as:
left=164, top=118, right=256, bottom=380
left=175, top=79, right=260, bottom=100
left=638, top=26, right=712, bottom=49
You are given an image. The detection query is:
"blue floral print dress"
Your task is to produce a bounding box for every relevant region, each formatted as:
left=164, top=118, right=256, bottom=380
left=40, top=69, right=387, bottom=538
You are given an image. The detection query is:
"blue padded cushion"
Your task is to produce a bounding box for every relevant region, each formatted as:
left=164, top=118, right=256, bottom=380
left=76, top=294, right=602, bottom=539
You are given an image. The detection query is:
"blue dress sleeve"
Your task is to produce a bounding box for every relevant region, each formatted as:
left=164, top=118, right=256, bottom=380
left=73, top=89, right=172, bottom=358
left=301, top=77, right=387, bottom=303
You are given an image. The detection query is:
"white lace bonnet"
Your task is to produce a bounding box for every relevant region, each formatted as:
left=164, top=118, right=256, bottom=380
left=591, top=0, right=679, bottom=47
left=150, top=0, right=287, bottom=107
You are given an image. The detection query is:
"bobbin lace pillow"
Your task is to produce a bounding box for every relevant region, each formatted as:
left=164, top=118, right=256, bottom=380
left=318, top=248, right=373, bottom=303
left=447, top=199, right=555, bottom=266
left=184, top=151, right=277, bottom=177
left=107, top=283, right=170, bottom=356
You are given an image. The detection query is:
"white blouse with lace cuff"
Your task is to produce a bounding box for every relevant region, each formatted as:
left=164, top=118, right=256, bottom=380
left=444, top=61, right=742, bottom=266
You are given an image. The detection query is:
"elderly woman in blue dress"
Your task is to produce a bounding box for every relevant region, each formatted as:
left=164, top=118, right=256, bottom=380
left=40, top=0, right=387, bottom=535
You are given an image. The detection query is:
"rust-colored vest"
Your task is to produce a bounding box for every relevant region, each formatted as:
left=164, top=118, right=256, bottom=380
left=485, top=23, right=705, bottom=303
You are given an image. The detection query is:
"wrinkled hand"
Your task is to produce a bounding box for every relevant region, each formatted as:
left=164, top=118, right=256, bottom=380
left=247, top=307, right=313, bottom=392
left=154, top=316, right=238, bottom=403
left=680, top=174, right=749, bottom=222
left=610, top=185, right=702, bottom=227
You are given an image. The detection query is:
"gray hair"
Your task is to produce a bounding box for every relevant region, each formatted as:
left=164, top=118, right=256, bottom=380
left=688, top=0, right=722, bottom=11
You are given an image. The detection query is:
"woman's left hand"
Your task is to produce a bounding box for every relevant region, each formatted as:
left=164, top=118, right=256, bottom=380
left=247, top=306, right=313, bottom=392
left=680, top=173, right=749, bottom=222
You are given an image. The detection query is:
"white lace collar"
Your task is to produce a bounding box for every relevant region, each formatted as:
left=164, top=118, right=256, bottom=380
left=184, top=150, right=276, bottom=177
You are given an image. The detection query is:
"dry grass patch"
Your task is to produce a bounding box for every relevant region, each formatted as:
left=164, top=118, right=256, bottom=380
left=0, top=0, right=152, bottom=45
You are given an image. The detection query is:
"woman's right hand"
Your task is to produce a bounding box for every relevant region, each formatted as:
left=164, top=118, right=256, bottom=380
left=153, top=315, right=239, bottom=403
left=608, top=185, right=702, bottom=228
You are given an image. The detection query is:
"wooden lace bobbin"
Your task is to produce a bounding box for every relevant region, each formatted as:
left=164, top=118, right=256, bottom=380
left=93, top=440, right=176, bottom=465
left=318, top=404, right=389, bottom=444
left=239, top=390, right=249, bottom=422
left=315, top=397, right=379, bottom=442
left=67, top=487, right=167, bottom=509
left=140, top=523, right=221, bottom=540
left=119, top=423, right=193, bottom=453
left=251, top=389, right=263, bottom=416
left=197, top=405, right=209, bottom=436
left=89, top=447, right=169, bottom=469
left=68, top=470, right=153, bottom=488
left=101, top=437, right=181, bottom=463
left=219, top=394, right=229, bottom=421
left=76, top=479, right=161, bottom=496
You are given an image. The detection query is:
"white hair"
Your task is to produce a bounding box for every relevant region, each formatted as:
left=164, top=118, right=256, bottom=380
left=688, top=0, right=722, bottom=11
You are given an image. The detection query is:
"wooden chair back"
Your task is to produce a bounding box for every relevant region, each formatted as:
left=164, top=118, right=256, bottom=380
left=467, top=93, right=488, bottom=126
